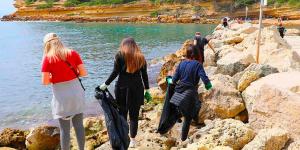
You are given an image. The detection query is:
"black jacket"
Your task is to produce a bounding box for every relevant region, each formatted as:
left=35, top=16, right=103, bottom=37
left=95, top=87, right=130, bottom=150
left=105, top=51, right=149, bottom=89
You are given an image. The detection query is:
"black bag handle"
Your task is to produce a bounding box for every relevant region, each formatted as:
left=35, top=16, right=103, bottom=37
left=64, top=61, right=86, bottom=91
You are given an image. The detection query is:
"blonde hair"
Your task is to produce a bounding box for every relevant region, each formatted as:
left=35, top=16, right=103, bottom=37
left=120, top=37, right=146, bottom=73
left=43, top=33, right=71, bottom=63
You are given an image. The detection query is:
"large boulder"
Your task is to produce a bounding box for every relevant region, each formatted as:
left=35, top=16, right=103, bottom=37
left=242, top=128, right=289, bottom=150
left=148, top=87, right=165, bottom=104
left=233, top=63, right=279, bottom=84
left=242, top=72, right=300, bottom=140
left=224, top=36, right=244, bottom=45
left=237, top=71, right=260, bottom=92
left=216, top=52, right=255, bottom=76
left=71, top=117, right=108, bottom=150
left=0, top=128, right=27, bottom=149
left=288, top=140, right=300, bottom=150
left=25, top=126, right=60, bottom=150
left=198, top=74, right=245, bottom=123
left=285, top=29, right=300, bottom=36
left=182, top=119, right=255, bottom=150
left=242, top=26, right=300, bottom=71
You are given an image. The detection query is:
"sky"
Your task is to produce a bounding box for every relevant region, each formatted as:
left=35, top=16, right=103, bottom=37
left=0, top=0, right=15, bottom=17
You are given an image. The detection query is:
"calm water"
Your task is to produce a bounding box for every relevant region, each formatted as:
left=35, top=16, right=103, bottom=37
left=0, top=21, right=216, bottom=129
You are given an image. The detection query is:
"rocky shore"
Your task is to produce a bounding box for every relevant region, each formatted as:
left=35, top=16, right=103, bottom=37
left=1, top=23, right=300, bottom=150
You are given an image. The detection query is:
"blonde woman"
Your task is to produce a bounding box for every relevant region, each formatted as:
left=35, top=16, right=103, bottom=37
left=100, top=37, right=152, bottom=148
left=41, top=33, right=87, bottom=150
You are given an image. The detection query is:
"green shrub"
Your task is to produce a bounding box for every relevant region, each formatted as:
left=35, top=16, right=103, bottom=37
left=64, top=0, right=81, bottom=7
left=25, top=0, right=37, bottom=5
left=150, top=11, right=159, bottom=17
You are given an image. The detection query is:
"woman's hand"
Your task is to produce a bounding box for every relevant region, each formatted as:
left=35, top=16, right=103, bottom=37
left=100, top=83, right=108, bottom=90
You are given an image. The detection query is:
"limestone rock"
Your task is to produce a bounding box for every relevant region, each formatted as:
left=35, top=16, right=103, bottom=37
left=216, top=52, right=255, bottom=76
left=183, top=119, right=255, bottom=150
left=204, top=48, right=217, bottom=67
left=198, top=74, right=245, bottom=123
left=0, top=128, right=27, bottom=149
left=157, top=40, right=193, bottom=91
left=233, top=63, right=279, bottom=84
left=242, top=72, right=300, bottom=140
left=149, top=87, right=165, bottom=103
left=25, top=126, right=60, bottom=150
left=237, top=71, right=260, bottom=92
left=224, top=36, right=244, bottom=45
left=286, top=29, right=300, bottom=36
left=288, top=140, right=300, bottom=150
left=242, top=128, right=289, bottom=150
left=0, top=147, right=17, bottom=150
left=71, top=117, right=108, bottom=150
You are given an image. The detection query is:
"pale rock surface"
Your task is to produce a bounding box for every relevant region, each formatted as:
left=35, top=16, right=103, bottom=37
left=232, top=63, right=279, bottom=84
left=237, top=71, right=260, bottom=92
left=216, top=52, right=255, bottom=76
left=288, top=140, right=300, bottom=150
left=181, top=119, right=255, bottom=150
left=242, top=128, right=289, bottom=150
left=242, top=72, right=300, bottom=140
left=198, top=74, right=245, bottom=122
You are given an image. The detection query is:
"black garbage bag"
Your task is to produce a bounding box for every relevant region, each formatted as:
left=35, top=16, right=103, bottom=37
left=95, top=87, right=130, bottom=150
left=157, top=84, right=181, bottom=134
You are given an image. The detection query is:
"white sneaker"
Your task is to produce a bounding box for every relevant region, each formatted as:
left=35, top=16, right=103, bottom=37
left=129, top=138, right=137, bottom=148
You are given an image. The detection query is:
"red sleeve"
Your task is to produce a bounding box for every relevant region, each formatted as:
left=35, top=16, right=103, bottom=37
left=72, top=50, right=83, bottom=66
left=41, top=57, right=50, bottom=72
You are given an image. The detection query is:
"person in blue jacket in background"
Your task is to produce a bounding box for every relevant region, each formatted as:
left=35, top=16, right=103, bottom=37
left=167, top=44, right=212, bottom=141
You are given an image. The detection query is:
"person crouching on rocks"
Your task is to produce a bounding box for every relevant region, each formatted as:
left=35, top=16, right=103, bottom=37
left=41, top=33, right=87, bottom=150
left=194, top=32, right=216, bottom=64
left=167, top=44, right=212, bottom=141
left=100, top=37, right=152, bottom=148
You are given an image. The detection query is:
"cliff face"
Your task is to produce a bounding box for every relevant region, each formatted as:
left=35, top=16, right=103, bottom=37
left=3, top=0, right=300, bottom=22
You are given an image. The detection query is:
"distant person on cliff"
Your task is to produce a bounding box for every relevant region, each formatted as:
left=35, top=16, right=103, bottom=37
left=277, top=23, right=286, bottom=38
left=166, top=44, right=212, bottom=141
left=222, top=17, right=229, bottom=28
left=100, top=37, right=152, bottom=148
left=41, top=33, right=87, bottom=150
left=193, top=32, right=216, bottom=64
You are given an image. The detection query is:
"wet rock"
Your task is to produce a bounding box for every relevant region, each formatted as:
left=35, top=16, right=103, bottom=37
left=242, top=72, right=300, bottom=140
left=0, top=128, right=27, bottom=149
left=237, top=71, right=260, bottom=92
left=25, top=126, right=60, bottom=150
left=242, top=128, right=289, bottom=150
left=198, top=74, right=245, bottom=122
left=216, top=52, right=255, bottom=76
left=183, top=119, right=255, bottom=150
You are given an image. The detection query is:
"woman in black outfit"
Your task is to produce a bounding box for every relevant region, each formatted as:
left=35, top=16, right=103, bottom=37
left=100, top=37, right=152, bottom=148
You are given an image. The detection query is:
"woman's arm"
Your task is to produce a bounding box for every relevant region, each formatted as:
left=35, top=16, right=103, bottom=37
left=141, top=63, right=150, bottom=89
left=42, top=72, right=51, bottom=85
left=78, top=64, right=88, bottom=77
left=197, top=63, right=210, bottom=85
left=105, top=53, right=121, bottom=85
left=172, top=63, right=181, bottom=84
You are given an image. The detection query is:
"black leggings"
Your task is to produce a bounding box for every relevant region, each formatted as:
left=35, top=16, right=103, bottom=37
left=115, top=86, right=143, bottom=138
left=181, top=117, right=192, bottom=141
left=118, top=103, right=141, bottom=138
